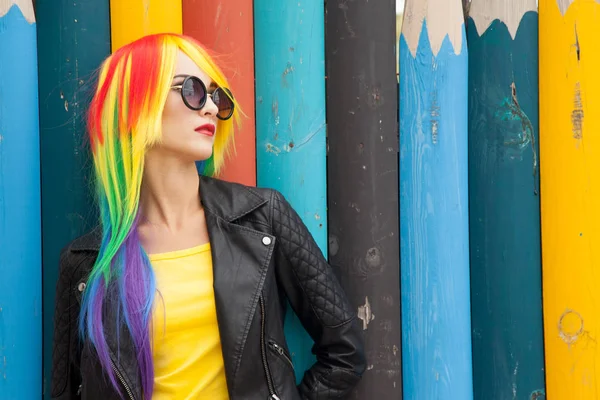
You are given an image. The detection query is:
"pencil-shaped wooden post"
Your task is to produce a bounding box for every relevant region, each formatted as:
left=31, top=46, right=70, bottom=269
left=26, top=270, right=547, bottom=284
left=540, top=0, right=600, bottom=397
left=467, top=2, right=546, bottom=399
left=254, top=0, right=327, bottom=380
left=0, top=1, right=41, bottom=397
left=326, top=0, right=402, bottom=396
left=35, top=1, right=111, bottom=397
left=182, top=1, right=256, bottom=186
left=109, top=0, right=182, bottom=50
left=399, top=0, right=473, bottom=398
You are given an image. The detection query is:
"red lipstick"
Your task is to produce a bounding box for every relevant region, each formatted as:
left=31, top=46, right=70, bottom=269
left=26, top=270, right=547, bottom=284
left=195, top=124, right=216, bottom=137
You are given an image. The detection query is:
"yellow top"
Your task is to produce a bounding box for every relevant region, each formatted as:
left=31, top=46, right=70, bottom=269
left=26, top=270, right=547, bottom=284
left=150, top=243, right=229, bottom=399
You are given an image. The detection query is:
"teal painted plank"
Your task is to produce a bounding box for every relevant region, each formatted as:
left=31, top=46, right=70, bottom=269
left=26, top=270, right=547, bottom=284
left=467, top=5, right=546, bottom=399
left=399, top=0, right=473, bottom=398
left=254, top=0, right=326, bottom=382
left=36, top=1, right=110, bottom=397
left=0, top=3, right=41, bottom=398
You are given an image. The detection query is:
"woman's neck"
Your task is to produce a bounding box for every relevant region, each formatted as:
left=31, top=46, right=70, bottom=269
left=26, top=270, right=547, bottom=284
left=139, top=153, right=203, bottom=232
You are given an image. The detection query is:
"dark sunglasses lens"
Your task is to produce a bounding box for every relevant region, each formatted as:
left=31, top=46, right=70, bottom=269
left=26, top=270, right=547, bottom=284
left=181, top=77, right=206, bottom=109
left=213, top=88, right=234, bottom=120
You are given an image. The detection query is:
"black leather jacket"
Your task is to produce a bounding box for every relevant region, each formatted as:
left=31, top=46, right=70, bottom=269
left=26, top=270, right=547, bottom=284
left=51, top=175, right=366, bottom=400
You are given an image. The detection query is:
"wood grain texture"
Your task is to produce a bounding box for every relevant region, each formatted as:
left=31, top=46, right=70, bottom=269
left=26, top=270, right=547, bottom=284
left=0, top=2, right=41, bottom=397
left=0, top=0, right=34, bottom=22
left=35, top=0, right=110, bottom=397
left=467, top=2, right=545, bottom=399
left=326, top=0, right=402, bottom=397
left=399, top=0, right=473, bottom=398
left=540, top=0, right=600, bottom=397
left=254, top=0, right=327, bottom=382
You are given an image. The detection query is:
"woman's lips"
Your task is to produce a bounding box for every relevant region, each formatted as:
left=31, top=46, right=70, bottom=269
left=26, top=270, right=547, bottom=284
left=195, top=124, right=215, bottom=136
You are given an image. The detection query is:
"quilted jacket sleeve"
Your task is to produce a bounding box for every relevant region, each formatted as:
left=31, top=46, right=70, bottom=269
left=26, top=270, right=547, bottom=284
left=270, top=190, right=366, bottom=399
left=51, top=246, right=84, bottom=399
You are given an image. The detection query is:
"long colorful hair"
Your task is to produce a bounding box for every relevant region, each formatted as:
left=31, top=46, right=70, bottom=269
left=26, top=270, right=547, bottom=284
left=79, top=33, right=239, bottom=399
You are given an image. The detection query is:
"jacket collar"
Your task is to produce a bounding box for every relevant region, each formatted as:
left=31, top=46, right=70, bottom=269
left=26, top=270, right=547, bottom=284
left=70, top=174, right=267, bottom=252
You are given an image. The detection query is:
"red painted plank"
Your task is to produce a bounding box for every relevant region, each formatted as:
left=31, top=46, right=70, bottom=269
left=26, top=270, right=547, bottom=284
left=182, top=0, right=256, bottom=186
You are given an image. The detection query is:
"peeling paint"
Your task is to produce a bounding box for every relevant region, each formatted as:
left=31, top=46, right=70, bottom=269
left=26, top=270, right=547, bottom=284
left=271, top=98, right=278, bottom=117
left=338, top=1, right=356, bottom=37
left=571, top=82, right=584, bottom=139
left=365, top=247, right=382, bottom=269
left=558, top=308, right=584, bottom=345
left=492, top=83, right=538, bottom=195
left=431, top=91, right=440, bottom=144
left=349, top=202, right=360, bottom=213
left=530, top=389, right=545, bottom=400
left=357, top=296, right=375, bottom=330
left=357, top=142, right=364, bottom=155
left=497, top=83, right=533, bottom=153
left=367, top=86, right=383, bottom=108
left=574, top=24, right=580, bottom=62
left=328, top=234, right=339, bottom=256
left=281, top=62, right=295, bottom=87
left=265, top=143, right=281, bottom=155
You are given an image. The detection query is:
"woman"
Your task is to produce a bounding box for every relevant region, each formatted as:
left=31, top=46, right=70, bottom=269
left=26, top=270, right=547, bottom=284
left=51, top=33, right=365, bottom=400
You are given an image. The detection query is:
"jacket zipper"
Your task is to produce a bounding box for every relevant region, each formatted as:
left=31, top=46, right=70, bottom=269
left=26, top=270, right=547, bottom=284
left=268, top=341, right=294, bottom=370
left=110, top=357, right=135, bottom=400
left=259, top=296, right=280, bottom=400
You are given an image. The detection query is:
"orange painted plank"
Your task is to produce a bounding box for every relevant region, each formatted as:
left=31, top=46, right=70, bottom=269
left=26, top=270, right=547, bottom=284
left=182, top=0, right=256, bottom=186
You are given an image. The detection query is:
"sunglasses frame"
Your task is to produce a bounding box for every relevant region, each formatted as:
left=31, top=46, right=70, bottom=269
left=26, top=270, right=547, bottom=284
left=171, top=75, right=235, bottom=120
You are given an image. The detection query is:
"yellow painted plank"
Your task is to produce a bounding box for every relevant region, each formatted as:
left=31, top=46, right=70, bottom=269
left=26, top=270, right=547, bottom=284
left=540, top=0, right=600, bottom=398
left=110, top=0, right=182, bottom=50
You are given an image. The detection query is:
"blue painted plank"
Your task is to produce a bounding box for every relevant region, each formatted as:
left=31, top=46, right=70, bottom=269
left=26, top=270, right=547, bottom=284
left=467, top=7, right=546, bottom=399
left=0, top=4, right=41, bottom=398
left=399, top=3, right=473, bottom=398
left=254, top=0, right=326, bottom=382
left=35, top=0, right=111, bottom=397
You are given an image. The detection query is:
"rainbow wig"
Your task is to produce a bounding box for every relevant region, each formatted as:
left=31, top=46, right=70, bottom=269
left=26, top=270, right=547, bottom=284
left=79, top=33, right=239, bottom=399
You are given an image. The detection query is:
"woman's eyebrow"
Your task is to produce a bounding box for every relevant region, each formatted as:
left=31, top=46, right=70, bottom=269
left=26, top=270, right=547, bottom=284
left=173, top=74, right=189, bottom=79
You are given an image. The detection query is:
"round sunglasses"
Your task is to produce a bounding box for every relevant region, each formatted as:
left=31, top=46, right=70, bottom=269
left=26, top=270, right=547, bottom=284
left=170, top=75, right=235, bottom=120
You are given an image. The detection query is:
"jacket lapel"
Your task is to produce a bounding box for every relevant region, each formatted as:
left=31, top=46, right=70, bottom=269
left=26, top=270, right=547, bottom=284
left=199, top=176, right=275, bottom=392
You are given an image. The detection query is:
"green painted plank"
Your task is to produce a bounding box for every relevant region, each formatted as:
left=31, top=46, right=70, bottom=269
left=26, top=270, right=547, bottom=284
left=36, top=1, right=110, bottom=397
left=467, top=2, right=546, bottom=398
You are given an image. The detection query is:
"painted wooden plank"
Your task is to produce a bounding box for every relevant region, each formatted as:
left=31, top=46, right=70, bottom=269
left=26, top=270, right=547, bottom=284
left=182, top=0, right=256, bottom=186
left=539, top=0, right=600, bottom=397
left=325, top=0, right=402, bottom=397
left=254, top=0, right=326, bottom=382
left=0, top=1, right=41, bottom=398
left=467, top=2, right=546, bottom=399
left=35, top=0, right=110, bottom=397
left=399, top=0, right=473, bottom=398
left=109, top=0, right=182, bottom=50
